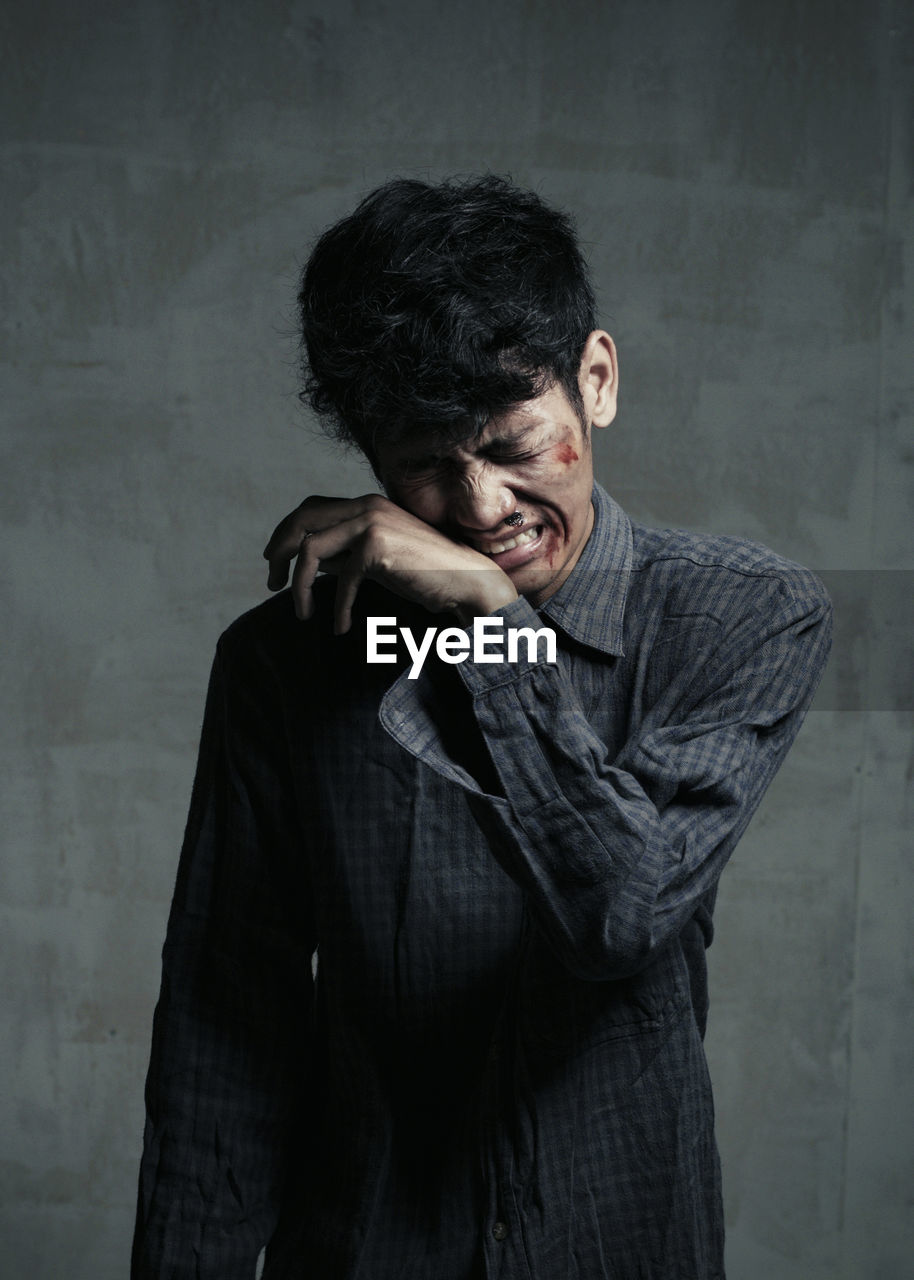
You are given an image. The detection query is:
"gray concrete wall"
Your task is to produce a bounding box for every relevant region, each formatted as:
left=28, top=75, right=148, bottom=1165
left=2, top=1, right=911, bottom=1276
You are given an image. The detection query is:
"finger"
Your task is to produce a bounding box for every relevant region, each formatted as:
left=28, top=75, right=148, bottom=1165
left=333, top=565, right=364, bottom=636
left=265, top=500, right=354, bottom=593
left=264, top=505, right=320, bottom=590
left=265, top=518, right=300, bottom=591
left=290, top=532, right=321, bottom=620
left=267, top=554, right=291, bottom=592
left=285, top=511, right=378, bottom=620
left=263, top=494, right=386, bottom=562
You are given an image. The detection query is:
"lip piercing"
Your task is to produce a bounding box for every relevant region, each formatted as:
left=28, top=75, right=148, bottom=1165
left=505, top=511, right=524, bottom=527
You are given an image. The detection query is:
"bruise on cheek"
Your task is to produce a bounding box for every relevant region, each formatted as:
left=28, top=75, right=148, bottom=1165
left=552, top=443, right=579, bottom=465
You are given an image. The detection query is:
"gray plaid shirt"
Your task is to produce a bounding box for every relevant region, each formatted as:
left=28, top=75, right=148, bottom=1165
left=133, top=484, right=832, bottom=1279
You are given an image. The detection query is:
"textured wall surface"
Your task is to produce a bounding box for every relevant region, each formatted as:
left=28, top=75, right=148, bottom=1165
left=2, top=1, right=911, bottom=1276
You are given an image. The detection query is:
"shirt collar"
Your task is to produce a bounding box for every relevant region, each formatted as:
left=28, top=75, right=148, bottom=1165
left=538, top=482, right=632, bottom=657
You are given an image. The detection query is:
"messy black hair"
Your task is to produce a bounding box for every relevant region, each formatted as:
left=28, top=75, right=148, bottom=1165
left=298, top=175, right=597, bottom=463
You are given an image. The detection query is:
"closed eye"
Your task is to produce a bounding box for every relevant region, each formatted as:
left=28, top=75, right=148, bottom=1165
left=484, top=449, right=541, bottom=464
left=391, top=459, right=450, bottom=487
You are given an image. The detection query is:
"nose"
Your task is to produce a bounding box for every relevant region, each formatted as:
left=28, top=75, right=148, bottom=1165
left=448, top=463, right=516, bottom=531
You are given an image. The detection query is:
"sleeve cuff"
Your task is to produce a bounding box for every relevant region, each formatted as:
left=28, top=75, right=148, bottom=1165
left=454, top=597, right=560, bottom=696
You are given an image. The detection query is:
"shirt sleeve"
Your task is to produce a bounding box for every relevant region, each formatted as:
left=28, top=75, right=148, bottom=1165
left=379, top=570, right=832, bottom=982
left=132, top=637, right=316, bottom=1279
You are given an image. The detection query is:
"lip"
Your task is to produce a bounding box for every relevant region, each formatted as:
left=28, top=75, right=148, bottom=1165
left=471, top=524, right=547, bottom=571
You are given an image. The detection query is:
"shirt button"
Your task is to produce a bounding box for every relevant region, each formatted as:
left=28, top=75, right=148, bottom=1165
left=492, top=1221, right=509, bottom=1242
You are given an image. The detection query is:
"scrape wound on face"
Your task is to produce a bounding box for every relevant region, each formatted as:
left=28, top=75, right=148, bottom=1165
left=553, top=443, right=579, bottom=465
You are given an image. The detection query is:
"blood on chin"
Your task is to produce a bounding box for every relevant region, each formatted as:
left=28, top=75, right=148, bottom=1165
left=501, top=528, right=565, bottom=583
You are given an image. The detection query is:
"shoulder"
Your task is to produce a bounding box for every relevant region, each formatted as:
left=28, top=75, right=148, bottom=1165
left=213, top=576, right=414, bottom=688
left=629, top=520, right=831, bottom=627
left=214, top=581, right=345, bottom=685
left=622, top=522, right=833, bottom=714
left=218, top=587, right=305, bottom=662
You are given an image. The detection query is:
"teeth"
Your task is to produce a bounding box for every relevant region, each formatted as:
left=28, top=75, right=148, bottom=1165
left=476, top=526, right=539, bottom=556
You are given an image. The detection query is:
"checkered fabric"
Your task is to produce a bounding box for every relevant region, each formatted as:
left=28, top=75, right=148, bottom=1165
left=132, top=485, right=832, bottom=1279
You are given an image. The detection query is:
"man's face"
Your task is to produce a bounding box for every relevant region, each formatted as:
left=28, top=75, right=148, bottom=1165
left=376, top=382, right=599, bottom=608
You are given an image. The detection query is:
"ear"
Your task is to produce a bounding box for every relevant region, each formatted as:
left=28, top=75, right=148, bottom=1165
left=578, top=330, right=619, bottom=430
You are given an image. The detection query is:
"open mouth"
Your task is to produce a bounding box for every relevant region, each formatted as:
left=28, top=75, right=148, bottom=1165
left=470, top=524, right=546, bottom=570
left=472, top=525, right=540, bottom=556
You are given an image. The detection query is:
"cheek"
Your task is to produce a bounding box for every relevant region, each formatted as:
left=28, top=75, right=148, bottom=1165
left=522, top=451, right=587, bottom=508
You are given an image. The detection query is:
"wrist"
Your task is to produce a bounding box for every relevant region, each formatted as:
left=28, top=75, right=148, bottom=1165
left=453, top=575, right=519, bottom=624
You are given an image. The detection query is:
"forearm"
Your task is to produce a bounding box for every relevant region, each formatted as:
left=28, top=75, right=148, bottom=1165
left=133, top=644, right=315, bottom=1278
left=382, top=590, right=832, bottom=979
left=133, top=915, right=310, bottom=1278
left=458, top=656, right=761, bottom=978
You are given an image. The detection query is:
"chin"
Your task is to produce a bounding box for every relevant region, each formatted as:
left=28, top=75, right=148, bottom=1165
left=511, top=564, right=563, bottom=603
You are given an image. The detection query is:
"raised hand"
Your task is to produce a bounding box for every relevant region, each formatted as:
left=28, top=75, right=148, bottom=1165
left=263, top=493, right=518, bottom=634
